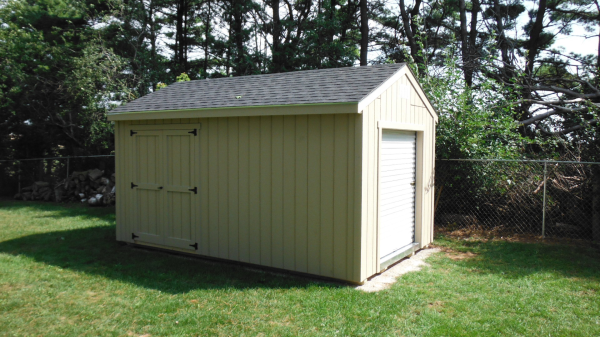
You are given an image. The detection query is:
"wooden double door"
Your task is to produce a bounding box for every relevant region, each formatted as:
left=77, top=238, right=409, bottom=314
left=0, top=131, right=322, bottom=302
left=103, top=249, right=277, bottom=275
left=130, top=126, right=199, bottom=251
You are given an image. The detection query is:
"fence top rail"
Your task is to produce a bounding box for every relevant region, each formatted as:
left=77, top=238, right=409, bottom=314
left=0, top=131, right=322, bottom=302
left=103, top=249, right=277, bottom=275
left=438, top=158, right=600, bottom=165
left=0, top=155, right=115, bottom=162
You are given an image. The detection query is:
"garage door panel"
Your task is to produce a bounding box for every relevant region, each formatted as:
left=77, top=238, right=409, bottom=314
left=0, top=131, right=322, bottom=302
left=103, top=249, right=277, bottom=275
left=379, top=198, right=415, bottom=214
left=379, top=130, right=417, bottom=262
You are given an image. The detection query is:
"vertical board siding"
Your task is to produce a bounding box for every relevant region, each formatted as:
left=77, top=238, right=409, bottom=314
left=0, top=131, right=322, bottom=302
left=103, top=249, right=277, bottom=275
left=295, top=116, right=309, bottom=273
left=306, top=115, right=321, bottom=275
left=259, top=117, right=272, bottom=266
left=282, top=117, right=296, bottom=271
left=208, top=119, right=220, bottom=257
left=228, top=118, right=239, bottom=261
left=248, top=117, right=262, bottom=265
left=117, top=113, right=361, bottom=282
left=237, top=117, right=250, bottom=262
left=360, top=73, right=436, bottom=278
left=271, top=116, right=284, bottom=269
left=319, top=115, right=335, bottom=278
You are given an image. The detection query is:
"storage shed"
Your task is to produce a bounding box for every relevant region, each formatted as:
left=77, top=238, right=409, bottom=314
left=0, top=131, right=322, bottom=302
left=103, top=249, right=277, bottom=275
left=108, top=63, right=438, bottom=284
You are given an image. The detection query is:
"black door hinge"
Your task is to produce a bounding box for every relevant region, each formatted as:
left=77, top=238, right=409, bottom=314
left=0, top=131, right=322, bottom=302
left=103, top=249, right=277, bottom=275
left=132, top=233, right=139, bottom=240
left=190, top=242, right=198, bottom=250
left=188, top=187, right=197, bottom=194
left=131, top=182, right=138, bottom=189
left=188, top=129, right=197, bottom=136
left=130, top=130, right=137, bottom=136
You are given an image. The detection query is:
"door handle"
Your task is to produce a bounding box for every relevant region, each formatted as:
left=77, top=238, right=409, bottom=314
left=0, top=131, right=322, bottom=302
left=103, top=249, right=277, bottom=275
left=410, top=181, right=416, bottom=186
left=158, top=186, right=163, bottom=189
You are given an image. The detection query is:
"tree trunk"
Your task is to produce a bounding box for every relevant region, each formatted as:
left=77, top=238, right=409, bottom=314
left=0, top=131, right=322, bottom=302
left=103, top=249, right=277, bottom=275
left=526, top=0, right=547, bottom=76
left=593, top=165, right=600, bottom=243
left=399, top=0, right=424, bottom=68
left=232, top=0, right=245, bottom=75
left=175, top=0, right=185, bottom=73
left=272, top=0, right=281, bottom=72
left=458, top=0, right=479, bottom=87
left=203, top=0, right=211, bottom=77
left=360, top=0, right=368, bottom=66
left=492, top=0, right=512, bottom=78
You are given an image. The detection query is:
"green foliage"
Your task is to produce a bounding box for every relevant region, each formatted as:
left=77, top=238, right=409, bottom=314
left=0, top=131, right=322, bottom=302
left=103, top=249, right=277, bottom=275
left=176, top=72, right=191, bottom=82
left=420, top=52, right=527, bottom=159
left=156, top=82, right=168, bottom=90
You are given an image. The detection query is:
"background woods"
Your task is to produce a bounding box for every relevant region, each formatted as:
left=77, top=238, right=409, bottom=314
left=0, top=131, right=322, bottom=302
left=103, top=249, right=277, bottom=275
left=0, top=0, right=599, bottom=162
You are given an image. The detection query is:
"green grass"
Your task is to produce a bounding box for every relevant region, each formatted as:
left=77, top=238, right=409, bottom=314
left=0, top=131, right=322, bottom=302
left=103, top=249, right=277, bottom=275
left=0, top=200, right=599, bottom=336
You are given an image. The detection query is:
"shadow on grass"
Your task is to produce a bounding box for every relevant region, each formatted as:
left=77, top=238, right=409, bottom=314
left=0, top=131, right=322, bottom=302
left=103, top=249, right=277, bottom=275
left=434, top=233, right=600, bottom=281
left=0, top=201, right=336, bottom=293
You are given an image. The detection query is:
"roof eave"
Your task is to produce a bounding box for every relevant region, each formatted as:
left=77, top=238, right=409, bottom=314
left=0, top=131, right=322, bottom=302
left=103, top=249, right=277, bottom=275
left=107, top=102, right=359, bottom=121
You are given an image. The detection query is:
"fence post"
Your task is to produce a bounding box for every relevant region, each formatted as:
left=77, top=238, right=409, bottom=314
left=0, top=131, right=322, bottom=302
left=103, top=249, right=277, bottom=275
left=542, top=161, right=548, bottom=238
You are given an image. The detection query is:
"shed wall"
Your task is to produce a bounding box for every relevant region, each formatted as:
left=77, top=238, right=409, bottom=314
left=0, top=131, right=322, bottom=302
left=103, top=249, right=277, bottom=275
left=360, top=73, right=436, bottom=280
left=115, top=114, right=362, bottom=282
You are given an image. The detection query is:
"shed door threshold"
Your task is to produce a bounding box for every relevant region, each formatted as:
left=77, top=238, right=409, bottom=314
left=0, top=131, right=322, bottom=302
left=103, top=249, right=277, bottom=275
left=380, top=242, right=420, bottom=271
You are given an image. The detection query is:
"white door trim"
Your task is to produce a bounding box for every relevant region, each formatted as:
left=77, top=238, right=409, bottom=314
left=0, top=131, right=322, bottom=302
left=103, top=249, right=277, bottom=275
left=376, top=123, right=424, bottom=271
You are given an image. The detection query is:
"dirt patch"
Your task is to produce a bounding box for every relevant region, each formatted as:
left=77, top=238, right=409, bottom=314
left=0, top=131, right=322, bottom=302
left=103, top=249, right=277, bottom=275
left=436, top=227, right=596, bottom=248
left=427, top=301, right=445, bottom=312
left=445, top=251, right=478, bottom=261
left=355, top=248, right=441, bottom=292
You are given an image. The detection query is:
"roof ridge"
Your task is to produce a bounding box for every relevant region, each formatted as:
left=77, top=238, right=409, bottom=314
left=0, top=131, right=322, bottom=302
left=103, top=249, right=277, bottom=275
left=185, top=63, right=406, bottom=83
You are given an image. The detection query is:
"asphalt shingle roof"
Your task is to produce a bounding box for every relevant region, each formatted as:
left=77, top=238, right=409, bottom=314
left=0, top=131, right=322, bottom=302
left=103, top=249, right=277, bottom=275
left=110, top=63, right=406, bottom=114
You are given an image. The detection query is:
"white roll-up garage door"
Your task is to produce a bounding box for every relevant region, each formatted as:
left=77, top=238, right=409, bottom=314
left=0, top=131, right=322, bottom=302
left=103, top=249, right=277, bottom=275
left=379, top=130, right=417, bottom=262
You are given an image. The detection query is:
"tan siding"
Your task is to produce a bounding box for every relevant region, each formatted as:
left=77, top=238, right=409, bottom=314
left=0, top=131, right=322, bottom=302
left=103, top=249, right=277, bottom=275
left=259, top=117, right=272, bottom=266
left=237, top=117, right=250, bottom=262
left=228, top=118, right=239, bottom=261
left=282, top=116, right=296, bottom=270
left=117, top=111, right=369, bottom=282
left=248, top=117, right=262, bottom=264
left=200, top=121, right=210, bottom=255
left=208, top=118, right=220, bottom=256
left=306, top=115, right=321, bottom=275
left=320, top=115, right=335, bottom=278
left=333, top=114, right=348, bottom=278
left=271, top=116, right=284, bottom=269
left=295, top=116, right=309, bottom=273
left=360, top=72, right=436, bottom=278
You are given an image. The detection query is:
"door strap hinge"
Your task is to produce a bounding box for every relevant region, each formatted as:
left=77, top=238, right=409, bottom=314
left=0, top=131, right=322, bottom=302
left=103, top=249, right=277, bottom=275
left=188, top=129, right=197, bottom=136
left=132, top=233, right=139, bottom=240
left=190, top=243, right=198, bottom=250
left=188, top=187, right=197, bottom=194
left=130, top=130, right=137, bottom=136
left=131, top=182, right=138, bottom=189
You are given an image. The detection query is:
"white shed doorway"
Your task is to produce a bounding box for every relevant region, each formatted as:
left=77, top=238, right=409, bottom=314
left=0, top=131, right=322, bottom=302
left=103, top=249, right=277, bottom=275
left=379, top=130, right=417, bottom=263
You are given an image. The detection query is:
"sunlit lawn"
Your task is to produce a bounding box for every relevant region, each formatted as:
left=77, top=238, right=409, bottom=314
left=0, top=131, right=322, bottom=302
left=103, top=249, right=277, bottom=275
left=1, top=200, right=599, bottom=336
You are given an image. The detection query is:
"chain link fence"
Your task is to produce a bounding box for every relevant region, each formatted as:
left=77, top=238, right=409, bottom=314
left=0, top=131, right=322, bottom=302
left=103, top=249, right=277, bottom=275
left=435, top=159, right=600, bottom=241
left=2, top=155, right=599, bottom=241
left=0, top=155, right=115, bottom=201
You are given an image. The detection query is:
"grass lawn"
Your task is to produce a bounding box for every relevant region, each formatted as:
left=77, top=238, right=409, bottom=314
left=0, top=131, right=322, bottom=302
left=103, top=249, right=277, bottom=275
left=0, top=200, right=599, bottom=336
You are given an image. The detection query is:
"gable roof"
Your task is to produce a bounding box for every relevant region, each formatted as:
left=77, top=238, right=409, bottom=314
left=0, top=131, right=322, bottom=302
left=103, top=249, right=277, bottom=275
left=109, top=63, right=407, bottom=114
